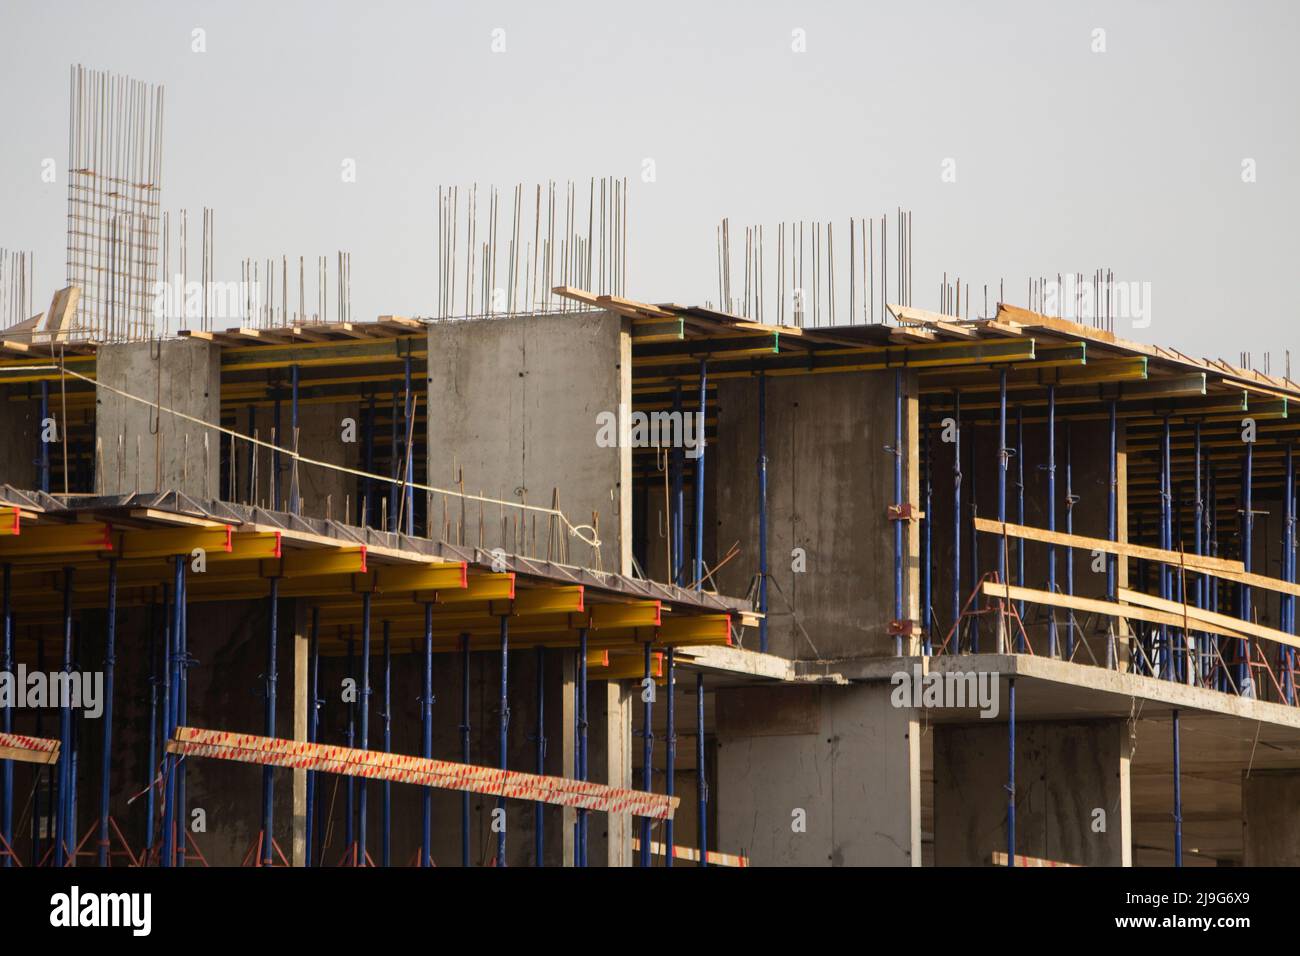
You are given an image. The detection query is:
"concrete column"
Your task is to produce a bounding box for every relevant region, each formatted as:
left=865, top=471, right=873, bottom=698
left=95, top=339, right=221, bottom=498
left=1242, top=770, right=1300, bottom=865
left=715, top=683, right=921, bottom=866
left=934, top=719, right=1132, bottom=866
left=713, top=370, right=922, bottom=661
left=291, top=602, right=308, bottom=867
left=588, top=680, right=633, bottom=866
left=558, top=650, right=576, bottom=866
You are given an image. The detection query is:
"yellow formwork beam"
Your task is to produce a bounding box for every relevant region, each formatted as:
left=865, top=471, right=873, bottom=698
left=589, top=601, right=661, bottom=629
left=277, top=547, right=367, bottom=578
left=313, top=614, right=734, bottom=653
left=0, top=522, right=114, bottom=558
left=593, top=651, right=664, bottom=681
left=370, top=562, right=469, bottom=593
left=432, top=573, right=515, bottom=603
left=488, top=585, right=585, bottom=616
left=0, top=507, right=25, bottom=536
left=656, top=614, right=732, bottom=645
left=229, top=531, right=284, bottom=560
left=117, top=525, right=233, bottom=560
left=310, top=570, right=510, bottom=610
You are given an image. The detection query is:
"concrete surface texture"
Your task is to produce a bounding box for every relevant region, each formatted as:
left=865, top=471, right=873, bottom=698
left=94, top=339, right=220, bottom=499
left=715, top=683, right=920, bottom=865
left=713, top=370, right=920, bottom=661
left=934, top=718, right=1132, bottom=866
left=426, top=311, right=631, bottom=574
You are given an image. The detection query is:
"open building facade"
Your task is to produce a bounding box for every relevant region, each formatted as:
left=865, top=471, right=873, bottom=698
left=1, top=291, right=1299, bottom=867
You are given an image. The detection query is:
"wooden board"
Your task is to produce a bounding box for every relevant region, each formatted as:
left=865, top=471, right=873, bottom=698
left=43, top=286, right=80, bottom=343
left=1116, top=587, right=1300, bottom=651
left=976, top=517, right=1300, bottom=601
left=974, top=517, right=1244, bottom=576
left=981, top=581, right=1251, bottom=643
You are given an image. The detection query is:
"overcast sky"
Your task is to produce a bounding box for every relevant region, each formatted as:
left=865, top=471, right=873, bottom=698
left=1, top=0, right=1297, bottom=361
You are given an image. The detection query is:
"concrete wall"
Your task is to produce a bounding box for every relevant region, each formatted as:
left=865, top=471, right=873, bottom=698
left=0, top=384, right=40, bottom=489
left=933, top=718, right=1132, bottom=866
left=715, top=682, right=921, bottom=865
left=1242, top=769, right=1300, bottom=865
left=712, top=370, right=921, bottom=660
left=427, top=312, right=631, bottom=574
left=236, top=400, right=360, bottom=518
left=95, top=339, right=221, bottom=498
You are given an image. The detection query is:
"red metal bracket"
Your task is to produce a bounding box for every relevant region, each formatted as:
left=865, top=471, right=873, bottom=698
left=888, top=503, right=922, bottom=521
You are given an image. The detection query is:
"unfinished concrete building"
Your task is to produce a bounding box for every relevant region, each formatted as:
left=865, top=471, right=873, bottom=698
left=2, top=281, right=1300, bottom=869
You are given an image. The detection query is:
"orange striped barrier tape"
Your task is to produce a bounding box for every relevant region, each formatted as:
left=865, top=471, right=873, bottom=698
left=168, top=726, right=679, bottom=819
left=632, top=837, right=748, bottom=867
left=0, top=732, right=61, bottom=766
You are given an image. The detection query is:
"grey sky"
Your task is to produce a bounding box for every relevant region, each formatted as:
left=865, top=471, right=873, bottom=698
left=1, top=0, right=1297, bottom=360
